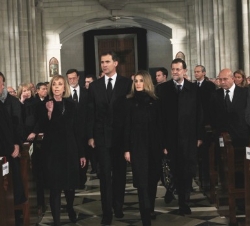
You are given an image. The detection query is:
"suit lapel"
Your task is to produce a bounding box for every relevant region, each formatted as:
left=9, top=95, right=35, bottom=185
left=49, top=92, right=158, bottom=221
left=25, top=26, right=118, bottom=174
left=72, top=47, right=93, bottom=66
left=182, top=78, right=191, bottom=92
left=98, top=77, right=109, bottom=103
left=217, top=88, right=227, bottom=111
left=79, top=87, right=86, bottom=103
left=109, top=75, right=122, bottom=104
left=231, top=86, right=239, bottom=106
left=200, top=80, right=206, bottom=90
left=218, top=88, right=225, bottom=102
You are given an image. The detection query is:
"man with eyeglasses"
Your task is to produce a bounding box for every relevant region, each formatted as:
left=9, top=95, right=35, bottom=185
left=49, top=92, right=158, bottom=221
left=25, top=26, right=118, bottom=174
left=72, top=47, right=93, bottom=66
left=156, top=58, right=203, bottom=216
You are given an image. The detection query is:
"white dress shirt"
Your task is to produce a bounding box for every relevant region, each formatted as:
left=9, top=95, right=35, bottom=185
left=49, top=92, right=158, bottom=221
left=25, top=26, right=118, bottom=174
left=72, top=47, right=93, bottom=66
left=224, top=83, right=235, bottom=102
left=173, top=79, right=184, bottom=89
left=105, top=73, right=117, bottom=89
left=70, top=85, right=80, bottom=102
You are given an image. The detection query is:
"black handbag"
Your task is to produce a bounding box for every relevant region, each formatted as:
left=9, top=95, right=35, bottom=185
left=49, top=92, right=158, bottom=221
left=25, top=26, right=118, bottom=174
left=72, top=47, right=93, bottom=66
left=161, top=157, right=174, bottom=189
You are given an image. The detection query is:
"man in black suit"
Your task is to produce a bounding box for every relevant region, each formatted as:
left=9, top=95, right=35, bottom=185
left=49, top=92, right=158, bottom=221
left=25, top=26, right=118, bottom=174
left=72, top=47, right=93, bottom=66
left=66, top=69, right=89, bottom=188
left=211, top=68, right=249, bottom=192
left=0, top=72, right=27, bottom=225
left=30, top=82, right=49, bottom=216
left=156, top=58, right=203, bottom=215
left=210, top=68, right=249, bottom=147
left=88, top=51, right=132, bottom=225
left=84, top=74, right=98, bottom=174
left=194, top=65, right=216, bottom=191
left=35, top=82, right=48, bottom=102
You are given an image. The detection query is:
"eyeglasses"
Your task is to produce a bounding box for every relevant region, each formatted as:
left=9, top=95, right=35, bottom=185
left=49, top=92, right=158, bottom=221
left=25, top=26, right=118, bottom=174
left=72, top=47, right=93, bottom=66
left=68, top=77, right=78, bottom=81
left=171, top=68, right=183, bottom=72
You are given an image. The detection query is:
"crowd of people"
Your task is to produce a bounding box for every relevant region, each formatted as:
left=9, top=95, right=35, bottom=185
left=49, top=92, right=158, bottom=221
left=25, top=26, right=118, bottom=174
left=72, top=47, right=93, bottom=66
left=1, top=51, right=250, bottom=226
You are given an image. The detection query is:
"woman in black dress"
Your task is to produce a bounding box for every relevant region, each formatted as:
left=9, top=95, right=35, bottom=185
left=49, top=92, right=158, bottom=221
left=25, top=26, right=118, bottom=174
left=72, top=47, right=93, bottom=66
left=124, top=70, right=164, bottom=226
left=39, top=75, right=86, bottom=225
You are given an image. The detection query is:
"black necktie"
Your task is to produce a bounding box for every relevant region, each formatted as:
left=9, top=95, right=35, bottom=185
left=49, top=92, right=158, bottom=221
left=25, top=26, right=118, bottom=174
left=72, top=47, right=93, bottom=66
left=177, top=85, right=182, bottom=93
left=197, top=82, right=200, bottom=87
left=107, top=78, right=113, bottom=102
left=224, top=90, right=231, bottom=110
left=73, top=89, right=78, bottom=103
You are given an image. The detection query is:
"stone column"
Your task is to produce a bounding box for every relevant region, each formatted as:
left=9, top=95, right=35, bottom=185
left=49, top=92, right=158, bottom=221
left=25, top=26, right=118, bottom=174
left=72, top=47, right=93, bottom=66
left=0, top=0, right=46, bottom=87
left=194, top=0, right=216, bottom=78
left=35, top=1, right=47, bottom=83
left=213, top=0, right=238, bottom=73
left=0, top=0, right=22, bottom=88
left=242, top=0, right=250, bottom=76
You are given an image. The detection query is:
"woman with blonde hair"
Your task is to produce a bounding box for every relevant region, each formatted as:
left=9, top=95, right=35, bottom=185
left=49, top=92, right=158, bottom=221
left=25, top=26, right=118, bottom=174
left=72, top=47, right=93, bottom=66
left=39, top=75, right=86, bottom=225
left=124, top=70, right=163, bottom=226
left=233, top=69, right=248, bottom=87
left=17, top=82, right=37, bottom=142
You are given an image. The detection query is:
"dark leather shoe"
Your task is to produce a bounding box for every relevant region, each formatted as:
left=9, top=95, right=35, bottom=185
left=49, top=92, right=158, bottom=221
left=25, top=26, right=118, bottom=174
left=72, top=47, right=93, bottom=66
left=67, top=208, right=77, bottom=223
left=101, top=215, right=112, bottom=225
left=90, top=170, right=97, bottom=174
left=164, top=190, right=175, bottom=204
left=150, top=212, right=156, bottom=220
left=179, top=204, right=191, bottom=215
left=114, top=210, right=124, bottom=218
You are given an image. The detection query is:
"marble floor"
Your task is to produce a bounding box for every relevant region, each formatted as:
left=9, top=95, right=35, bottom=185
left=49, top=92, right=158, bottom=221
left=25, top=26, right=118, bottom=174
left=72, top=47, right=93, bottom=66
left=29, top=166, right=235, bottom=226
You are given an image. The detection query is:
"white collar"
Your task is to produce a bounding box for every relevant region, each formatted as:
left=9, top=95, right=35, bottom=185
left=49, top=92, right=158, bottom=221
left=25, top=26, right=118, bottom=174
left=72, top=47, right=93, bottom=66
left=224, top=83, right=235, bottom=94
left=174, top=79, right=184, bottom=87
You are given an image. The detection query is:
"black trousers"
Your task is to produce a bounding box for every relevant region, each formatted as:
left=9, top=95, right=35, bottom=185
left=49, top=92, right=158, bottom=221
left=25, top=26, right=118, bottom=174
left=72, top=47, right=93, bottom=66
left=97, top=146, right=127, bottom=217
left=136, top=155, right=161, bottom=226
left=79, top=145, right=99, bottom=188
left=137, top=188, right=151, bottom=226
left=171, top=156, right=193, bottom=207
left=8, top=157, right=26, bottom=205
left=49, top=189, right=75, bottom=226
left=197, top=137, right=210, bottom=189
left=31, top=141, right=45, bottom=207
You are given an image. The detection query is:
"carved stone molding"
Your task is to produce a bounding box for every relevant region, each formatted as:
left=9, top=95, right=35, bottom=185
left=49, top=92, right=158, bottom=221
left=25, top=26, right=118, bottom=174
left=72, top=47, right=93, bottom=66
left=98, top=0, right=129, bottom=10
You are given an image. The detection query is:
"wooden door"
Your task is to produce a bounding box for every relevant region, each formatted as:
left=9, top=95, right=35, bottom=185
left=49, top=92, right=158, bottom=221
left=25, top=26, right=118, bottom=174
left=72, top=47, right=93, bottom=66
left=98, top=36, right=135, bottom=78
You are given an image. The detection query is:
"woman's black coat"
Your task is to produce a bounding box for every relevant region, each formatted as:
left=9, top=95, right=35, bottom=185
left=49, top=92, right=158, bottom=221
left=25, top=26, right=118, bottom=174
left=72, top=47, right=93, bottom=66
left=39, top=98, right=84, bottom=189
left=21, top=96, right=37, bottom=140
left=0, top=101, right=15, bottom=155
left=124, top=92, right=163, bottom=188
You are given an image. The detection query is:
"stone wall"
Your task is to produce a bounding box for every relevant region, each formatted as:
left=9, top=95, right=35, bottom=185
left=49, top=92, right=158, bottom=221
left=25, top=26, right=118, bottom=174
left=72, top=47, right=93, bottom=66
left=0, top=0, right=245, bottom=86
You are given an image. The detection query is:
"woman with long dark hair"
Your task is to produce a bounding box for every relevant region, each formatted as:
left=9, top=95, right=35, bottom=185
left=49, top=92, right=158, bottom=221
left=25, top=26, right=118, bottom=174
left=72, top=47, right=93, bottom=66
left=124, top=70, right=164, bottom=226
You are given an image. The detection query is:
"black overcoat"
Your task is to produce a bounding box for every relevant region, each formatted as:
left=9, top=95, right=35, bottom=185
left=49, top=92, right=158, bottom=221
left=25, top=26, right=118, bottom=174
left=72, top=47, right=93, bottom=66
left=195, top=79, right=216, bottom=125
left=21, top=96, right=37, bottom=140
left=124, top=92, right=163, bottom=188
left=3, top=94, right=23, bottom=145
left=0, top=101, right=15, bottom=155
left=68, top=87, right=88, bottom=139
left=40, top=98, right=84, bottom=189
left=156, top=79, right=203, bottom=175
